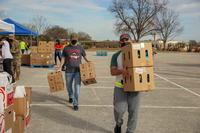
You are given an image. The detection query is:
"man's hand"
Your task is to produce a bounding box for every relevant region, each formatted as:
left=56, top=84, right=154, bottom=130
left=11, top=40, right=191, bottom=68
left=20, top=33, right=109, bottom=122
left=55, top=65, right=61, bottom=72
left=121, top=69, right=129, bottom=77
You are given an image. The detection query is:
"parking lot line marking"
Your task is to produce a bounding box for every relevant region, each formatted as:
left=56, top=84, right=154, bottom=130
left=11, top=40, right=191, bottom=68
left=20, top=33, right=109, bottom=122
left=155, top=74, right=200, bottom=98
left=142, top=105, right=200, bottom=109
left=18, top=85, right=184, bottom=90
left=89, top=87, right=102, bottom=102
left=31, top=104, right=200, bottom=109
left=18, top=85, right=183, bottom=90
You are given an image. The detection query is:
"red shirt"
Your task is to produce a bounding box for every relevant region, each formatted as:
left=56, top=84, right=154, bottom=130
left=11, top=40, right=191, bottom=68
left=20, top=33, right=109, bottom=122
left=55, top=43, right=62, bottom=50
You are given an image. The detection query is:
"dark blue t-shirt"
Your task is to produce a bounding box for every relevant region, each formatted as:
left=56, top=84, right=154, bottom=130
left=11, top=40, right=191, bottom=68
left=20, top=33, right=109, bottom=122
left=62, top=44, right=86, bottom=73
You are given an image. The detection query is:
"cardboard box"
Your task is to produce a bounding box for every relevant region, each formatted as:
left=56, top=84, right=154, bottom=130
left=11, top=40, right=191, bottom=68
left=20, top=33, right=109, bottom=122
left=25, top=87, right=32, bottom=104
left=38, top=43, right=52, bottom=54
left=14, top=97, right=27, bottom=117
left=0, top=114, right=5, bottom=133
left=12, top=116, right=24, bottom=133
left=122, top=43, right=153, bottom=68
left=6, top=91, right=14, bottom=107
left=47, top=41, right=55, bottom=51
left=30, top=59, right=43, bottom=66
left=25, top=109, right=31, bottom=127
left=30, top=46, right=38, bottom=54
left=123, top=67, right=155, bottom=92
left=0, top=86, right=14, bottom=108
left=31, top=53, right=53, bottom=59
left=47, top=72, right=64, bottom=92
left=80, top=62, right=97, bottom=85
left=0, top=87, right=6, bottom=110
left=38, top=47, right=52, bottom=54
left=21, top=55, right=30, bottom=65
left=38, top=41, right=47, bottom=46
left=30, top=58, right=53, bottom=66
left=5, top=105, right=14, bottom=131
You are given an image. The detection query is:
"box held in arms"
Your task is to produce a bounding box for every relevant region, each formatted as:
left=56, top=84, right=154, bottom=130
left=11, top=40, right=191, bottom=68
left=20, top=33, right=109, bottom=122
left=122, top=43, right=153, bottom=68
left=47, top=71, right=64, bottom=92
left=80, top=62, right=97, bottom=85
left=123, top=67, right=155, bottom=92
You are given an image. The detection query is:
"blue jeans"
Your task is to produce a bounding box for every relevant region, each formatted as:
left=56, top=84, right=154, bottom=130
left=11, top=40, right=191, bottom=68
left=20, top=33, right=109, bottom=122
left=65, top=72, right=81, bottom=106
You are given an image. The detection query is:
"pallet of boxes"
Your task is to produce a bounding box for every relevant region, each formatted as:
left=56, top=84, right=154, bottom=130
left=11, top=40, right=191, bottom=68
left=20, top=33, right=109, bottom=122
left=80, top=62, right=97, bottom=85
left=0, top=72, right=32, bottom=133
left=30, top=41, right=54, bottom=68
left=122, top=42, right=155, bottom=92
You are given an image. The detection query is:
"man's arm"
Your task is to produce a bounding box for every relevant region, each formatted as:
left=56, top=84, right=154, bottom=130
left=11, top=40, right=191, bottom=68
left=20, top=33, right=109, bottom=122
left=83, top=56, right=90, bottom=62
left=0, top=41, right=4, bottom=46
left=110, top=66, right=128, bottom=76
left=57, top=57, right=65, bottom=71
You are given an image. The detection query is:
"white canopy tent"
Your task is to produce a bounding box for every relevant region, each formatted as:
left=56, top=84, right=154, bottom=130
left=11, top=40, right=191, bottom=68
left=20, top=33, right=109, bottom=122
left=0, top=19, right=15, bottom=33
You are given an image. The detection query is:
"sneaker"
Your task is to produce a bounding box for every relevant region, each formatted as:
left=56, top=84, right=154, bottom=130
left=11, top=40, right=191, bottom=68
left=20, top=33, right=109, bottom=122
left=73, top=105, right=79, bottom=111
left=114, top=125, right=121, bottom=133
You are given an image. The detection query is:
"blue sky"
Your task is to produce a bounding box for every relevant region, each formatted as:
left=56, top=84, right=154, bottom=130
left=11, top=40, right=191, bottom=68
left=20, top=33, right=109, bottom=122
left=0, top=0, right=200, bottom=41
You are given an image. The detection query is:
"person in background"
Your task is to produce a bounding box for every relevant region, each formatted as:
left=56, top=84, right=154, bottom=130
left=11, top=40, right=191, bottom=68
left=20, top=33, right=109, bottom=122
left=54, top=39, right=62, bottom=65
left=0, top=37, right=15, bottom=83
left=57, top=33, right=90, bottom=111
left=19, top=40, right=27, bottom=54
left=10, top=35, right=21, bottom=81
left=110, top=34, right=140, bottom=133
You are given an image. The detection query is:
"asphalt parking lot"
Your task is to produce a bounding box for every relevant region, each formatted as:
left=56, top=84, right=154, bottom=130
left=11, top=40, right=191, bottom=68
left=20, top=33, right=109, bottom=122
left=17, top=51, right=200, bottom=133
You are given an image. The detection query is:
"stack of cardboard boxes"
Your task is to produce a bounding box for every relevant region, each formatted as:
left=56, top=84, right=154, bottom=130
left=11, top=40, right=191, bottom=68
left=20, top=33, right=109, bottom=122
left=30, top=41, right=54, bottom=66
left=0, top=75, right=32, bottom=133
left=0, top=58, right=3, bottom=72
left=0, top=83, right=15, bottom=133
left=13, top=87, right=32, bottom=133
left=47, top=71, right=64, bottom=92
left=80, top=62, right=97, bottom=85
left=122, top=42, right=155, bottom=92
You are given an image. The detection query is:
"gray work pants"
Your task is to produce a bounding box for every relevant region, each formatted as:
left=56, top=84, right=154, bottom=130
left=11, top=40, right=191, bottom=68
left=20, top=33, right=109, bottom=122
left=113, top=86, right=140, bottom=133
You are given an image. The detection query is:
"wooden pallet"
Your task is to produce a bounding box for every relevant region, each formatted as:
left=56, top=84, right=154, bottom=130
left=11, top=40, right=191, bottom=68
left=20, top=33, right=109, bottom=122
left=30, top=65, right=54, bottom=68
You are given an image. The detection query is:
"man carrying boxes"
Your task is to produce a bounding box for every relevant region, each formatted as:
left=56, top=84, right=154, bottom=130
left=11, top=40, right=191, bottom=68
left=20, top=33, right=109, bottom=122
left=58, top=33, right=90, bottom=111
left=110, top=34, right=155, bottom=133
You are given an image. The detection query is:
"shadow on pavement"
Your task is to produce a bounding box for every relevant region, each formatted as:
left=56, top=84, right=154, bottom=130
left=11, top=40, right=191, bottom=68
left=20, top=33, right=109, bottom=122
left=33, top=105, right=112, bottom=133
left=32, top=90, right=67, bottom=104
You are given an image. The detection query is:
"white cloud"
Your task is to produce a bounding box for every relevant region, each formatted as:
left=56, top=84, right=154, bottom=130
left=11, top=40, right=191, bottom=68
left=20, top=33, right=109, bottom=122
left=0, top=0, right=106, bottom=13
left=169, top=0, right=200, bottom=16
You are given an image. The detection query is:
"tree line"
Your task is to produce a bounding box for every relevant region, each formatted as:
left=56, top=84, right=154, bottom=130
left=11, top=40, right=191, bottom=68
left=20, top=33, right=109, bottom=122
left=109, top=0, right=184, bottom=49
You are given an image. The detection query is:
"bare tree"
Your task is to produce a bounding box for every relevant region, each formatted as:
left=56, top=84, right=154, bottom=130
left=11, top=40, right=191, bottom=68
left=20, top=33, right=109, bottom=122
left=23, top=23, right=37, bottom=33
left=44, top=25, right=68, bottom=40
left=109, top=0, right=167, bottom=42
left=77, top=32, right=92, bottom=41
left=31, top=15, right=49, bottom=35
left=155, top=9, right=183, bottom=49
